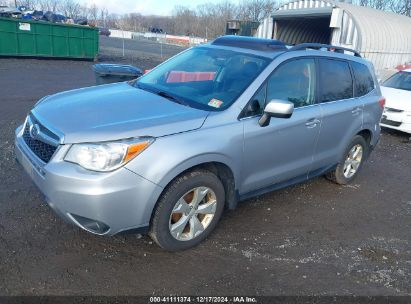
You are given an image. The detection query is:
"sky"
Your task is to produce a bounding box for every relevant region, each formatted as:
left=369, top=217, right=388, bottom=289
left=79, top=0, right=227, bottom=16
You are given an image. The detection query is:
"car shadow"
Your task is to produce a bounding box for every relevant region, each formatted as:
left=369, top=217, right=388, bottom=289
left=381, top=127, right=411, bottom=143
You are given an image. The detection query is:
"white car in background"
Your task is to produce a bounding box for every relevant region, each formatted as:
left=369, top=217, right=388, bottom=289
left=380, top=69, right=411, bottom=134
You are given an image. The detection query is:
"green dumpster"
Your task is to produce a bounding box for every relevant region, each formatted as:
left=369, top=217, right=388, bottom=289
left=0, top=17, right=99, bottom=60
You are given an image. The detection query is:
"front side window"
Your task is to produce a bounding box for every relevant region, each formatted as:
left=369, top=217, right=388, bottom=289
left=241, top=58, right=317, bottom=118
left=382, top=71, right=411, bottom=91
left=266, top=58, right=317, bottom=108
left=319, top=58, right=353, bottom=102
left=135, top=47, right=270, bottom=111
left=351, top=61, right=375, bottom=97
left=242, top=83, right=267, bottom=117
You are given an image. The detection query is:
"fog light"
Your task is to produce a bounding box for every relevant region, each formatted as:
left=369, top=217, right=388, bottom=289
left=69, top=213, right=110, bottom=234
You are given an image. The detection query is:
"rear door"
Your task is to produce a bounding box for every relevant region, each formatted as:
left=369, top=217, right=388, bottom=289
left=311, top=57, right=363, bottom=174
left=351, top=62, right=382, bottom=139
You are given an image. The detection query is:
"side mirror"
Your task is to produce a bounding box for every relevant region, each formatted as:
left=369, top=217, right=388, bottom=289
left=258, top=99, right=294, bottom=127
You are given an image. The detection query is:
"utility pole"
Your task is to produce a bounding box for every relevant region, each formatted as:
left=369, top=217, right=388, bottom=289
left=116, top=20, right=126, bottom=58
left=160, top=32, right=165, bottom=59
left=122, top=30, right=125, bottom=57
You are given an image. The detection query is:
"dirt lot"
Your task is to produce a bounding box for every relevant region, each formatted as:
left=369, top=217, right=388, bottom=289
left=0, top=40, right=410, bottom=296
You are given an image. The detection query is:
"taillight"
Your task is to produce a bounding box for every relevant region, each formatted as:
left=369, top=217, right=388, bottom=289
left=378, top=97, right=386, bottom=108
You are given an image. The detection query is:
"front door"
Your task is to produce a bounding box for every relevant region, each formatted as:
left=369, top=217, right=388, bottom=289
left=240, top=58, right=322, bottom=195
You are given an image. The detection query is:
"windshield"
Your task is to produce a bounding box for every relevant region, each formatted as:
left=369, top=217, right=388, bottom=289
left=383, top=71, right=411, bottom=91
left=135, top=47, right=270, bottom=111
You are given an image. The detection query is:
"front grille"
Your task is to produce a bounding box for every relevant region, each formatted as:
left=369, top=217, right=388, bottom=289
left=381, top=117, right=402, bottom=127
left=22, top=122, right=58, bottom=163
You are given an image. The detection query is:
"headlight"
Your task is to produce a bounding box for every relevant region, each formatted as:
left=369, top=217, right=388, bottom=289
left=64, top=138, right=154, bottom=172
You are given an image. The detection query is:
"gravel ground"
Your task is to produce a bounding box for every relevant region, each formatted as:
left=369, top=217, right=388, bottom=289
left=0, top=39, right=410, bottom=296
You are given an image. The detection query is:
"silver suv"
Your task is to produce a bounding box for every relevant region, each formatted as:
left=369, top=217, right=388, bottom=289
left=15, top=36, right=384, bottom=251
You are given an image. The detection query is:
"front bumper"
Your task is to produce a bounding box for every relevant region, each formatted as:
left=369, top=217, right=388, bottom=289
left=381, top=112, right=411, bottom=134
left=15, top=124, right=163, bottom=235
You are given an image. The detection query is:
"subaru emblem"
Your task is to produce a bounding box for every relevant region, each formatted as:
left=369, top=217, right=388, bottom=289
left=29, top=124, right=40, bottom=140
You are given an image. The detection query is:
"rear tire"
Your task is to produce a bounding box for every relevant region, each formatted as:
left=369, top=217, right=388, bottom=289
left=149, top=169, right=225, bottom=251
left=326, top=135, right=368, bottom=185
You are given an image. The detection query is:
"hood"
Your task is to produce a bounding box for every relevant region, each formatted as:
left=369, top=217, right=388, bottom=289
left=32, top=82, right=209, bottom=143
left=381, top=86, right=411, bottom=112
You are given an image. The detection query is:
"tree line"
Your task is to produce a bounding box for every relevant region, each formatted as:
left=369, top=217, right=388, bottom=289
left=1, top=0, right=410, bottom=39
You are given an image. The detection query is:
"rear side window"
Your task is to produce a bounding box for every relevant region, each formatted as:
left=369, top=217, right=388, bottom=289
left=351, top=61, right=375, bottom=96
left=319, top=59, right=353, bottom=102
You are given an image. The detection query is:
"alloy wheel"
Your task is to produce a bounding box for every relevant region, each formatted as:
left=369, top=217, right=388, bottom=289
left=343, top=144, right=363, bottom=178
left=169, top=187, right=217, bottom=241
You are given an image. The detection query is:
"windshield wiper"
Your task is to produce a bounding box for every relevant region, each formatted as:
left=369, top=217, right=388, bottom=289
left=136, top=82, right=190, bottom=107
left=156, top=91, right=190, bottom=107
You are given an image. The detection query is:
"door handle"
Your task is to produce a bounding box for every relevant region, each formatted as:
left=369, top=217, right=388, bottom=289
left=352, top=107, right=362, bottom=115
left=305, top=118, right=320, bottom=128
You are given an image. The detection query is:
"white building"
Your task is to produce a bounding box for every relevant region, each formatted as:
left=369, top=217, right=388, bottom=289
left=256, top=0, right=411, bottom=73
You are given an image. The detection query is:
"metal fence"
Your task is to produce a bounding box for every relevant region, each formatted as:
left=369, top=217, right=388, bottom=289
left=109, top=29, right=207, bottom=47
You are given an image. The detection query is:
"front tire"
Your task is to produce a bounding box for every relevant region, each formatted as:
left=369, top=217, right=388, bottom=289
left=326, top=135, right=368, bottom=185
left=149, top=169, right=225, bottom=251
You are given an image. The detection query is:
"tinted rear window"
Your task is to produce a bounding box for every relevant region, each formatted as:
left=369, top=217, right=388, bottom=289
left=351, top=61, right=375, bottom=96
left=383, top=71, right=411, bottom=91
left=319, top=59, right=353, bottom=102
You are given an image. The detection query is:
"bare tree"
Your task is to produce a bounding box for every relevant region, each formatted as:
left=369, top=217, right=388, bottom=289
left=38, top=0, right=58, bottom=12
left=389, top=0, right=411, bottom=16
left=15, top=0, right=40, bottom=9
left=195, top=1, right=238, bottom=38
left=172, top=5, right=198, bottom=36
left=354, top=0, right=391, bottom=10
left=88, top=3, right=99, bottom=25
left=0, top=0, right=11, bottom=5
left=104, top=13, right=121, bottom=29
left=237, top=0, right=279, bottom=21
left=100, top=7, right=109, bottom=27
left=59, top=0, right=81, bottom=18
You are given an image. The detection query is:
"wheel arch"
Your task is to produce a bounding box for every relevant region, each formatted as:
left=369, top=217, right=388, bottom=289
left=335, top=126, right=375, bottom=164
left=356, top=128, right=374, bottom=150
left=155, top=157, right=239, bottom=215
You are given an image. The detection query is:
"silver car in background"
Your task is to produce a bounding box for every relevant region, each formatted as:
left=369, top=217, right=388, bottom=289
left=15, top=36, right=384, bottom=251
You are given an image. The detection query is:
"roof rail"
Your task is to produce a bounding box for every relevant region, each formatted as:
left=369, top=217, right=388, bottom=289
left=288, top=43, right=361, bottom=57
left=212, top=36, right=287, bottom=52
